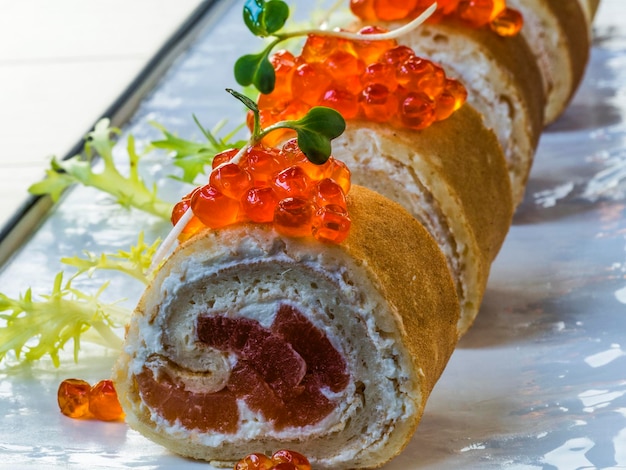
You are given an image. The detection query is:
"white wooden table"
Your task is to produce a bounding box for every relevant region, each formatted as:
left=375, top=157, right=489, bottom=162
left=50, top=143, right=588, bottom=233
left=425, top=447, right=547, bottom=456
left=0, top=0, right=203, bottom=227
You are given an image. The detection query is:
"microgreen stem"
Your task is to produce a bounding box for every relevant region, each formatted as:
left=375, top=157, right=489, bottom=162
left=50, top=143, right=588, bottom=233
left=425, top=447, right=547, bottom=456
left=277, top=2, right=437, bottom=42
left=148, top=207, right=195, bottom=274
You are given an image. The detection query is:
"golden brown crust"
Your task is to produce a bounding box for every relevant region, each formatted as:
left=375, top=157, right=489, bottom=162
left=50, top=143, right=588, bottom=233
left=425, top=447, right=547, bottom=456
left=381, top=105, right=513, bottom=264
left=447, top=20, right=546, bottom=150
left=391, top=19, right=544, bottom=204
left=334, top=105, right=511, bottom=336
left=545, top=0, right=591, bottom=110
left=589, top=0, right=602, bottom=17
left=344, top=186, right=460, bottom=390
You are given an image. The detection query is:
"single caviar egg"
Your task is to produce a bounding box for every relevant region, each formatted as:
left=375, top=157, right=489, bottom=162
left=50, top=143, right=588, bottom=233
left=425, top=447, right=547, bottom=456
left=89, top=379, right=124, bottom=421
left=274, top=197, right=314, bottom=238
left=435, top=78, right=468, bottom=120
left=361, top=62, right=398, bottom=92
left=210, top=162, right=252, bottom=200
left=58, top=378, right=91, bottom=418
left=490, top=7, right=523, bottom=36
left=311, top=178, right=347, bottom=209
left=349, top=0, right=378, bottom=22
left=320, top=87, right=360, bottom=120
left=191, top=184, right=240, bottom=228
left=242, top=146, right=282, bottom=186
left=361, top=84, right=399, bottom=122
left=325, top=50, right=365, bottom=89
left=212, top=148, right=239, bottom=169
left=380, top=45, right=415, bottom=67
left=273, top=165, right=312, bottom=199
left=271, top=450, right=312, bottom=470
left=326, top=158, right=352, bottom=194
left=235, top=452, right=274, bottom=470
left=269, top=49, right=297, bottom=98
left=312, top=204, right=352, bottom=244
left=399, top=91, right=436, bottom=129
left=241, top=186, right=278, bottom=223
left=373, top=0, right=420, bottom=21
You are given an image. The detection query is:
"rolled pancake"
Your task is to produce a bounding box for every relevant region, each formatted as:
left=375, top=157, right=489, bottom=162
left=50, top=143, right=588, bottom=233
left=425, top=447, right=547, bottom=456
left=333, top=106, right=513, bottom=337
left=113, top=186, right=460, bottom=470
left=389, top=19, right=545, bottom=206
left=507, top=0, right=592, bottom=124
left=577, top=0, right=602, bottom=23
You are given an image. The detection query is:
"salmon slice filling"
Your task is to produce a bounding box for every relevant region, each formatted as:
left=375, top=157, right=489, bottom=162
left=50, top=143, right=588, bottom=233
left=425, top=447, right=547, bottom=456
left=135, top=304, right=350, bottom=432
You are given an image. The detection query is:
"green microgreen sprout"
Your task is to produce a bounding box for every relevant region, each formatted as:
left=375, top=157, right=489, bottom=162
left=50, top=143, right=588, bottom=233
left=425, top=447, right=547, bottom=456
left=235, top=0, right=438, bottom=94
left=225, top=88, right=345, bottom=165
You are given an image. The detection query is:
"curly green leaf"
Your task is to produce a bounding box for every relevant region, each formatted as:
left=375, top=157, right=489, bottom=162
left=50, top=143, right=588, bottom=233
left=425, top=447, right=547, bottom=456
left=60, top=232, right=159, bottom=285
left=0, top=273, right=128, bottom=367
left=28, top=119, right=173, bottom=220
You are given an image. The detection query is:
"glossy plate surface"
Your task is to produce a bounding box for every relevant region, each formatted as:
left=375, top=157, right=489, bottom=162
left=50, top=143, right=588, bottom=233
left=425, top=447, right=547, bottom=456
left=1, top=1, right=626, bottom=468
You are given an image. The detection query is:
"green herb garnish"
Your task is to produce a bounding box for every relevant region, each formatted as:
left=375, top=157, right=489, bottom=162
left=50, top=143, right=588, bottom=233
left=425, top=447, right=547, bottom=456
left=150, top=115, right=246, bottom=184
left=0, top=272, right=128, bottom=367
left=226, top=88, right=345, bottom=164
left=235, top=0, right=438, bottom=94
left=29, top=119, right=173, bottom=220
left=60, top=232, right=158, bottom=286
left=235, top=0, right=291, bottom=93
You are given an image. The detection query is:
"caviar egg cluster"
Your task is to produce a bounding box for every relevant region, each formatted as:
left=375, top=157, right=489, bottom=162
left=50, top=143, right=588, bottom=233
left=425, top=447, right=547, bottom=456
left=235, top=449, right=311, bottom=470
left=171, top=139, right=352, bottom=244
left=255, top=29, right=467, bottom=142
left=57, top=378, right=124, bottom=421
left=350, top=0, right=523, bottom=37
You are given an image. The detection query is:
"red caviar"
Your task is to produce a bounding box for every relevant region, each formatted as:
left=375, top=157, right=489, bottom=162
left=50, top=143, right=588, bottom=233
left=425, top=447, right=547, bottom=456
left=254, top=28, right=467, bottom=135
left=173, top=140, right=352, bottom=244
left=235, top=450, right=311, bottom=470
left=349, top=0, right=523, bottom=36
left=57, top=378, right=91, bottom=418
left=490, top=7, right=524, bottom=36
left=89, top=380, right=125, bottom=421
left=58, top=378, right=124, bottom=421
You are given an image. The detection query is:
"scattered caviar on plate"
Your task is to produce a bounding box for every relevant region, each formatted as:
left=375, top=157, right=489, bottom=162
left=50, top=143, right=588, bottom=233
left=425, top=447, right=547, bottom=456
left=349, top=0, right=523, bottom=37
left=235, top=449, right=311, bottom=470
left=254, top=28, right=467, bottom=135
left=58, top=378, right=124, bottom=421
left=172, top=139, right=352, bottom=244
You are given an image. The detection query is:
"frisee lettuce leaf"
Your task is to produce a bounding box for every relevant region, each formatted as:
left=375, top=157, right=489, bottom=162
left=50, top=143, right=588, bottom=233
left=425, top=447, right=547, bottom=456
left=0, top=233, right=158, bottom=367
left=3, top=114, right=248, bottom=368
left=28, top=118, right=173, bottom=220
left=0, top=272, right=129, bottom=367
left=60, top=232, right=158, bottom=286
left=150, top=116, right=247, bottom=184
